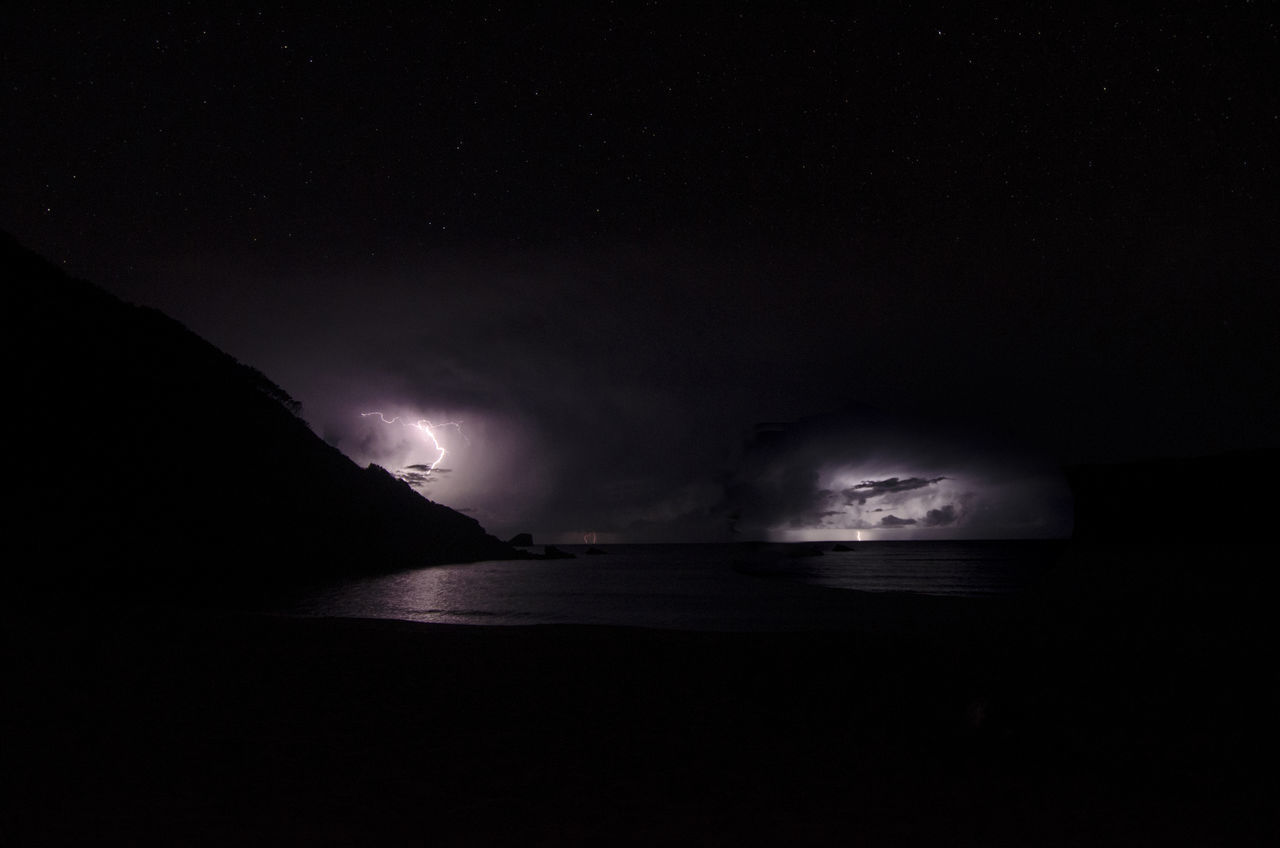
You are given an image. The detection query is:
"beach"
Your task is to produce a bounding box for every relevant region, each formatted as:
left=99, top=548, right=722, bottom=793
left=4, top=563, right=1275, bottom=847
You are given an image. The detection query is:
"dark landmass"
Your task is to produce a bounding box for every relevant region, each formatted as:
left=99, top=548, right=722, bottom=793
left=1067, top=448, right=1280, bottom=545
left=1055, top=448, right=1280, bottom=630
left=2, top=231, right=519, bottom=592
left=508, top=532, right=535, bottom=547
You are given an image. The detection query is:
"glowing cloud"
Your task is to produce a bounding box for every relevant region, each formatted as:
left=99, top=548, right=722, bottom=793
left=361, top=411, right=468, bottom=485
left=723, top=409, right=1074, bottom=541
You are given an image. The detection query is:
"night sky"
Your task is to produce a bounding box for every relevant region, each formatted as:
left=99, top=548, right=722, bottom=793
left=5, top=6, right=1277, bottom=542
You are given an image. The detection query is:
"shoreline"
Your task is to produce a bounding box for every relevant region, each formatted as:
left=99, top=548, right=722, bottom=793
left=4, top=585, right=1275, bottom=846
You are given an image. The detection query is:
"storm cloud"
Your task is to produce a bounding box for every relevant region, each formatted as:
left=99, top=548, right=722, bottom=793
left=721, top=408, right=1073, bottom=540
left=395, top=465, right=451, bottom=489
left=922, top=504, right=959, bottom=527
left=843, top=476, right=947, bottom=505
left=8, top=6, right=1276, bottom=545
left=141, top=247, right=1077, bottom=542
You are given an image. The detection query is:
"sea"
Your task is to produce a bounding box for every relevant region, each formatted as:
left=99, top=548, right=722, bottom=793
left=287, top=540, right=1068, bottom=632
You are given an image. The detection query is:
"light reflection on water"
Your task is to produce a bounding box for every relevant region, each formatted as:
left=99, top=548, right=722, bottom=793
left=290, top=541, right=1065, bottom=631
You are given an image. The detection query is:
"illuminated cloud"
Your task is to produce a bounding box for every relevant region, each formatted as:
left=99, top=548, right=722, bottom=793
left=209, top=249, right=1074, bottom=542
left=395, top=465, right=452, bottom=489
left=722, top=408, right=1073, bottom=541
left=843, top=476, right=947, bottom=505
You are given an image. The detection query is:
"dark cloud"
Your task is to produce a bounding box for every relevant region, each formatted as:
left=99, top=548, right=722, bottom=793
left=843, top=476, right=947, bottom=505
left=56, top=225, right=1254, bottom=541
left=4, top=6, right=1277, bottom=543
left=719, top=408, right=1073, bottom=540
left=394, top=466, right=452, bottom=489
left=396, top=471, right=433, bottom=488
left=724, top=465, right=832, bottom=534
left=922, top=505, right=959, bottom=527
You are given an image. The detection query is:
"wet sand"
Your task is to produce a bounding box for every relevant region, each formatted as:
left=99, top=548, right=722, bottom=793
left=3, top=573, right=1276, bottom=846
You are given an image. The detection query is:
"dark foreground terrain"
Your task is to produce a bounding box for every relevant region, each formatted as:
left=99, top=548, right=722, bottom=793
left=4, top=546, right=1277, bottom=847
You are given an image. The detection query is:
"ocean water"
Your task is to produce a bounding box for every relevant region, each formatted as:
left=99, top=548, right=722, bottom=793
left=289, top=540, right=1066, bottom=631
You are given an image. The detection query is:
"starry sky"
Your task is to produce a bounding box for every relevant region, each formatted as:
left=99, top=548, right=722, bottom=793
left=4, top=5, right=1277, bottom=541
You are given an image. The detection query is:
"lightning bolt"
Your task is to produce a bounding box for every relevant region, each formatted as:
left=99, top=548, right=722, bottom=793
left=362, top=411, right=468, bottom=475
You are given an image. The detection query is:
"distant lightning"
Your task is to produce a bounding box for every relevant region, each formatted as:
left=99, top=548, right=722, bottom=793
left=362, top=411, right=468, bottom=476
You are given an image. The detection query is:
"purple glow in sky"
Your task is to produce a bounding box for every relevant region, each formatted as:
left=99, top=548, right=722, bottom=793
left=3, top=7, right=1275, bottom=542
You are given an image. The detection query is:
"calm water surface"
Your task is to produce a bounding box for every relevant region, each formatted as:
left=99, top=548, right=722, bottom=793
left=290, top=541, right=1066, bottom=631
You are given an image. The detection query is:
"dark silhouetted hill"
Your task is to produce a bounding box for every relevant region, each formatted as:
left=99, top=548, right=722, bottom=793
left=3, top=231, right=517, bottom=590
